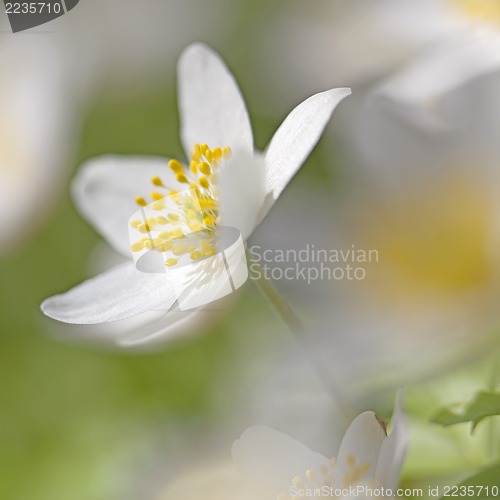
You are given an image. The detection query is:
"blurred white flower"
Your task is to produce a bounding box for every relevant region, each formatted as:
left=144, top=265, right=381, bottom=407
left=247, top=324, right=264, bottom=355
left=156, top=397, right=407, bottom=500
left=247, top=65, right=500, bottom=400
left=263, top=0, right=500, bottom=101
left=41, top=42, right=350, bottom=347
left=51, top=0, right=238, bottom=90
left=0, top=38, right=75, bottom=254
left=231, top=396, right=408, bottom=500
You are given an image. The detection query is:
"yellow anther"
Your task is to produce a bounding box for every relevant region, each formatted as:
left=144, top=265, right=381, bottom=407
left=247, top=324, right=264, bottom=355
left=165, top=258, right=178, bottom=267
left=158, top=231, right=172, bottom=241
left=223, top=146, right=232, bottom=158
left=186, top=209, right=199, bottom=220
left=176, top=174, right=189, bottom=184
left=168, top=159, right=184, bottom=173
left=213, top=147, right=222, bottom=161
left=198, top=162, right=211, bottom=175
left=156, top=216, right=169, bottom=225
left=204, top=215, right=216, bottom=226
left=200, top=199, right=217, bottom=209
left=191, top=143, right=201, bottom=162
left=205, top=248, right=216, bottom=257
left=204, top=149, right=213, bottom=162
left=151, top=176, right=164, bottom=187
left=167, top=213, right=179, bottom=223
left=306, top=469, right=315, bottom=482
left=135, top=196, right=147, bottom=207
left=130, top=219, right=142, bottom=229
left=137, top=223, right=151, bottom=234
left=345, top=455, right=356, bottom=468
left=171, top=227, right=184, bottom=239
left=188, top=220, right=203, bottom=232
left=172, top=245, right=187, bottom=256
left=190, top=161, right=198, bottom=174
left=146, top=217, right=157, bottom=226
left=199, top=177, right=210, bottom=189
left=143, top=240, right=152, bottom=250
left=151, top=191, right=164, bottom=201
left=130, top=242, right=143, bottom=252
left=190, top=250, right=202, bottom=260
left=201, top=240, right=213, bottom=254
left=151, top=201, right=165, bottom=211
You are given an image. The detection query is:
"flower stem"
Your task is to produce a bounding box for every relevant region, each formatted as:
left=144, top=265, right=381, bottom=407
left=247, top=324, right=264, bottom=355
left=250, top=259, right=354, bottom=423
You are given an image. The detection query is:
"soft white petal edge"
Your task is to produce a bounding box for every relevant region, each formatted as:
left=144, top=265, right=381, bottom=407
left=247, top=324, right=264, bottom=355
left=374, top=392, right=409, bottom=491
left=41, top=262, right=178, bottom=324
left=335, top=411, right=387, bottom=481
left=72, top=155, right=177, bottom=257
left=232, top=425, right=328, bottom=498
left=373, top=34, right=500, bottom=129
left=178, top=43, right=253, bottom=158
left=263, top=87, right=351, bottom=216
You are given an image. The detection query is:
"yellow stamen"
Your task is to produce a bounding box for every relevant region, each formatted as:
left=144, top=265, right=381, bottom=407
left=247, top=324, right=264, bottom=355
left=190, top=250, right=202, bottom=260
left=151, top=176, right=164, bottom=187
left=165, top=258, right=178, bottom=267
left=199, top=177, right=210, bottom=189
left=176, top=174, right=189, bottom=184
left=213, top=147, right=222, bottom=161
left=198, top=162, right=211, bottom=175
left=204, top=215, right=216, bottom=226
left=137, top=223, right=151, bottom=234
left=130, top=242, right=143, bottom=252
left=135, top=196, right=147, bottom=207
left=168, top=159, right=184, bottom=174
left=172, top=245, right=187, bottom=256
left=151, top=191, right=164, bottom=201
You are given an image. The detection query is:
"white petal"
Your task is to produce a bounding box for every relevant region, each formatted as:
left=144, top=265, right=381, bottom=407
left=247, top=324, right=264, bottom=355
left=374, top=393, right=409, bottom=490
left=336, top=411, right=387, bottom=482
left=72, top=155, right=177, bottom=256
left=41, top=262, right=177, bottom=324
left=219, top=151, right=267, bottom=240
left=232, top=426, right=328, bottom=499
left=177, top=43, right=253, bottom=157
left=116, top=307, right=205, bottom=348
left=263, top=88, right=351, bottom=214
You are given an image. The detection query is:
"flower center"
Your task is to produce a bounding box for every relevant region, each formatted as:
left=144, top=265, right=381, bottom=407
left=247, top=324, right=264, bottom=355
left=452, top=0, right=500, bottom=24
left=277, top=454, right=372, bottom=499
left=130, top=143, right=232, bottom=268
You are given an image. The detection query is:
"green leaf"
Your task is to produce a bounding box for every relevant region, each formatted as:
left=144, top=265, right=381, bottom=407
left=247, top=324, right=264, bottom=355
left=439, top=464, right=500, bottom=500
left=431, top=391, right=500, bottom=432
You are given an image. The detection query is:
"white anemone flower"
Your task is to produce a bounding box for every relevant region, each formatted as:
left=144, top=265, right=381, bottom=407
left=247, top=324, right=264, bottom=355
left=40, top=43, right=350, bottom=347
left=156, top=398, right=407, bottom=500
left=232, top=398, right=408, bottom=500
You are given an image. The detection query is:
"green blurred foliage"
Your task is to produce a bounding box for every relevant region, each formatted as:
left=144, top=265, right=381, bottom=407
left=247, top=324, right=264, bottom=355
left=432, top=391, right=500, bottom=432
